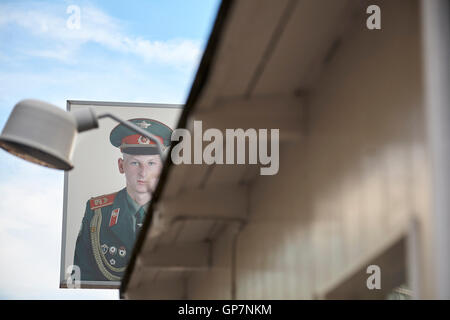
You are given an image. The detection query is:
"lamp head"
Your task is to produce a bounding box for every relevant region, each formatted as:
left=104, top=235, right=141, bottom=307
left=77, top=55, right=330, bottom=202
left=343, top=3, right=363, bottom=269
left=0, top=99, right=90, bottom=170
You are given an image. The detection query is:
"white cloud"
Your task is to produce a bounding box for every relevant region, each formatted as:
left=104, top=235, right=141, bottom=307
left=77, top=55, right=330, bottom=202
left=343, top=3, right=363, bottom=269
left=0, top=2, right=202, bottom=68
left=0, top=63, right=190, bottom=111
left=0, top=1, right=203, bottom=298
left=25, top=46, right=76, bottom=63
left=0, top=161, right=119, bottom=299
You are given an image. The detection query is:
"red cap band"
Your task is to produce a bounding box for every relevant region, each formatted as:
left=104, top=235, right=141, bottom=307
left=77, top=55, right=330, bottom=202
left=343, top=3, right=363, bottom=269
left=121, top=134, right=164, bottom=146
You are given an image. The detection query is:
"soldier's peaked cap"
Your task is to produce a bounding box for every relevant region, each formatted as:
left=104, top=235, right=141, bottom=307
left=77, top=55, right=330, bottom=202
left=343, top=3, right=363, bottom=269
left=110, top=118, right=173, bottom=155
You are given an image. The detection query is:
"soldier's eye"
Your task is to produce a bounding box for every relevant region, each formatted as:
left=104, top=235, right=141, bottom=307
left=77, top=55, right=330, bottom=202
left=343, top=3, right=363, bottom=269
left=148, top=161, right=155, bottom=166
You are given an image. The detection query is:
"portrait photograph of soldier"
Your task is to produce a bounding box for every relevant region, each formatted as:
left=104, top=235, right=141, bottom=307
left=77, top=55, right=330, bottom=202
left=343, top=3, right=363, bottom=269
left=60, top=101, right=181, bottom=288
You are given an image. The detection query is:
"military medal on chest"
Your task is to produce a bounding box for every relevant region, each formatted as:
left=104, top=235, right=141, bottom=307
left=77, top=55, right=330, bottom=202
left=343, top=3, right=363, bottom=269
left=109, top=208, right=120, bottom=227
left=119, top=246, right=127, bottom=257
left=101, top=244, right=108, bottom=255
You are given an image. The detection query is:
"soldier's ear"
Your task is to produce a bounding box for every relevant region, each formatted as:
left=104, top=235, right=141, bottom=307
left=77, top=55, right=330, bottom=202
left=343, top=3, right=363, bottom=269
left=118, top=158, right=125, bottom=174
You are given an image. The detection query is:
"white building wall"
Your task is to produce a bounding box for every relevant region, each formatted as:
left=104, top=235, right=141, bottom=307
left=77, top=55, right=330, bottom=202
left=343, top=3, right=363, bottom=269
left=187, top=0, right=432, bottom=299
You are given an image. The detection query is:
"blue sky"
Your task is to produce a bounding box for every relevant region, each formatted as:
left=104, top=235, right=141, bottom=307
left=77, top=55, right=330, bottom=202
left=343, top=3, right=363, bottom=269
left=0, top=0, right=220, bottom=299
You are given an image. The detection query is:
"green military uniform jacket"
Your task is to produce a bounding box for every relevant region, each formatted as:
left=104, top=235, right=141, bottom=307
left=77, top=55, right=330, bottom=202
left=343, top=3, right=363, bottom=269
left=73, top=187, right=149, bottom=281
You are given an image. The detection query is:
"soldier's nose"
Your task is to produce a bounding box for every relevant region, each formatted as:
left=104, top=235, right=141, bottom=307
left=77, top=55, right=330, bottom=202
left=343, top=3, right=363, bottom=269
left=138, top=168, right=148, bottom=177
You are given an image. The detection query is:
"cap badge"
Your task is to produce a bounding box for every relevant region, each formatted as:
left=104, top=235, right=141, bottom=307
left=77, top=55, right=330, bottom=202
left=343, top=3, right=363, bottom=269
left=138, top=136, right=150, bottom=144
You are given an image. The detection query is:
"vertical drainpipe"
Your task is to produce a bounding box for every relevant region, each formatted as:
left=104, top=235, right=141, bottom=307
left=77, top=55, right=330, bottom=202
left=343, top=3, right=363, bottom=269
left=421, top=0, right=450, bottom=299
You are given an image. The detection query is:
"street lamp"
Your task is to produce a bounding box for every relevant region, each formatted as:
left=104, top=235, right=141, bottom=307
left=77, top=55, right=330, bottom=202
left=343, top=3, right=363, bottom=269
left=0, top=99, right=165, bottom=170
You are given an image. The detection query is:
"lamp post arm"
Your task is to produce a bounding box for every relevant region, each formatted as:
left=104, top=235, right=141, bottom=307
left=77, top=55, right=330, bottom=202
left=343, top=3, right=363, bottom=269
left=96, top=112, right=165, bottom=159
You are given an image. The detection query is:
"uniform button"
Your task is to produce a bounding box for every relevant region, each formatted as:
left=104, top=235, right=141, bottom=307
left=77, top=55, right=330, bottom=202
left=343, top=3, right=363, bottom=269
left=109, top=246, right=117, bottom=255
left=110, top=258, right=116, bottom=266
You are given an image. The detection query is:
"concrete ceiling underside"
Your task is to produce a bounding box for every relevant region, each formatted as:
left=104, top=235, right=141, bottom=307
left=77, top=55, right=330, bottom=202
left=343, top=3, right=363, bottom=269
left=120, top=0, right=367, bottom=299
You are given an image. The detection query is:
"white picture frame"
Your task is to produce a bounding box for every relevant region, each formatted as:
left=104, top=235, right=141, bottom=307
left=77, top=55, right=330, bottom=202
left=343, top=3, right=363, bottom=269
left=60, top=100, right=182, bottom=289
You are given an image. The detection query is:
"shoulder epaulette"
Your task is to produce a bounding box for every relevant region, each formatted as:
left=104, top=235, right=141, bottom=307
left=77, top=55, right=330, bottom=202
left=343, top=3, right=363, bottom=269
left=89, top=192, right=118, bottom=210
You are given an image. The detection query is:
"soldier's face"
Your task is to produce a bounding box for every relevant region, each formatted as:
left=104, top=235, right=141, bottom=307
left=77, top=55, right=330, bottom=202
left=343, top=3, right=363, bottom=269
left=118, top=154, right=163, bottom=195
